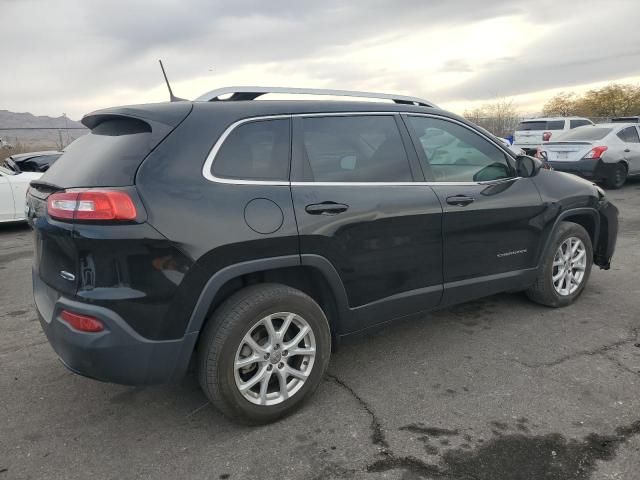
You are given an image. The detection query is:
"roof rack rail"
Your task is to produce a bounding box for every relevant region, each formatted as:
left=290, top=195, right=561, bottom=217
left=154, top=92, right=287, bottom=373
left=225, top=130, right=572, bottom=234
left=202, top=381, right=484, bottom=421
left=194, top=86, right=436, bottom=107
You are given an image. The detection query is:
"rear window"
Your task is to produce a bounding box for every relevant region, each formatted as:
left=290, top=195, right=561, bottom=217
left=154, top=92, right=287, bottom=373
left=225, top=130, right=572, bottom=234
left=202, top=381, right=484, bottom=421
left=40, top=116, right=175, bottom=188
left=616, top=126, right=640, bottom=143
left=517, top=120, right=565, bottom=131
left=611, top=117, right=640, bottom=123
left=555, top=127, right=612, bottom=141
left=212, top=118, right=290, bottom=181
left=300, top=115, right=412, bottom=182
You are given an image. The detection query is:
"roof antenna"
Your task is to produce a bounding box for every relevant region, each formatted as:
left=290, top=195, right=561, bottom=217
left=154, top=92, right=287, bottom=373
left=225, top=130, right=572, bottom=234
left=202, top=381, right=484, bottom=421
left=159, top=59, right=186, bottom=102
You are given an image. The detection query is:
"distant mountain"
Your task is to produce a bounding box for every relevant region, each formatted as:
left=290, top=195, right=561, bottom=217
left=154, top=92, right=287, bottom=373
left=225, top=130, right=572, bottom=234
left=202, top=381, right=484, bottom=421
left=0, top=110, right=87, bottom=148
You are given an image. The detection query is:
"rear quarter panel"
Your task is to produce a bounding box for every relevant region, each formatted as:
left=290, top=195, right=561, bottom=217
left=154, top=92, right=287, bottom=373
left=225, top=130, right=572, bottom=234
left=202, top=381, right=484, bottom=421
left=135, top=104, right=300, bottom=337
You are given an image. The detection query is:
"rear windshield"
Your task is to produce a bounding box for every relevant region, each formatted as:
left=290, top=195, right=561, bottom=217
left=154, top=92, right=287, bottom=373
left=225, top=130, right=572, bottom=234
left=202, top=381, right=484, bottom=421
left=555, top=127, right=612, bottom=141
left=517, top=120, right=565, bottom=131
left=611, top=117, right=640, bottom=123
left=41, top=117, right=160, bottom=188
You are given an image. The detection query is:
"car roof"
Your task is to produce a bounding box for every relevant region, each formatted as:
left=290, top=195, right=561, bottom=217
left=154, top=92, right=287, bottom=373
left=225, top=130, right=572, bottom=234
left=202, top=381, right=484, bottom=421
left=593, top=123, right=639, bottom=128
left=192, top=99, right=445, bottom=115
left=86, top=99, right=463, bottom=129
left=520, top=117, right=588, bottom=121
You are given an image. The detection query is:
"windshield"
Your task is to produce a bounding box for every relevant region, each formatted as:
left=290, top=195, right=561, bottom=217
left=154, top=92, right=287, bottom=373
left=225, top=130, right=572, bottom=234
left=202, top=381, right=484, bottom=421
left=555, top=127, right=612, bottom=141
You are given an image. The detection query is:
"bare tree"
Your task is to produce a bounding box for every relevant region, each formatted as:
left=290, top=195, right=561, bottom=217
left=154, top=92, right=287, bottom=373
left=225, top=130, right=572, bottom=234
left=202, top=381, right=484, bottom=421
left=463, top=98, right=519, bottom=137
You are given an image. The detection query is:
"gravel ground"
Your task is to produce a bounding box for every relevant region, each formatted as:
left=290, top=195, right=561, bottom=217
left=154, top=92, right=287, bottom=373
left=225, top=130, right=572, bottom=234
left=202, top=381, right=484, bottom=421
left=1, top=180, right=639, bottom=480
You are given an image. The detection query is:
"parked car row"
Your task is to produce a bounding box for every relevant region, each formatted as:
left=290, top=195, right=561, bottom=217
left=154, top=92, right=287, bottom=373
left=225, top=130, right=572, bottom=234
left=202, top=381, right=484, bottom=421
left=542, top=123, right=640, bottom=189
left=512, top=115, right=640, bottom=188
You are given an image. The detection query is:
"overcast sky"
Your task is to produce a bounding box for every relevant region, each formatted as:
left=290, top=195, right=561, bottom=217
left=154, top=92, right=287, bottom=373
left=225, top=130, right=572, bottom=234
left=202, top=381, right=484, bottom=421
left=2, top=0, right=639, bottom=119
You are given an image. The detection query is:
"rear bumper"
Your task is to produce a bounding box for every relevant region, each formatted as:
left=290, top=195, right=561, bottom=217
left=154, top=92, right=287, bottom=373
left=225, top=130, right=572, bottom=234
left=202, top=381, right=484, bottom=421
left=33, top=270, right=197, bottom=385
left=548, top=159, right=611, bottom=181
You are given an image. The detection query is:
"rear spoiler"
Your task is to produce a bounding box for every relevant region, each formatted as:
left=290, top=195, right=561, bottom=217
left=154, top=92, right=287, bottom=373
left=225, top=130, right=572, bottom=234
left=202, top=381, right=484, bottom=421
left=82, top=103, right=193, bottom=129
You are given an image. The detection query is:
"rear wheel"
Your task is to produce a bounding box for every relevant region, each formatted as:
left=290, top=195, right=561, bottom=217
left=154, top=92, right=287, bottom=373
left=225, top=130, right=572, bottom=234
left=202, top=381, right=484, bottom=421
left=526, top=222, right=593, bottom=307
left=197, top=284, right=331, bottom=424
left=604, top=162, right=627, bottom=189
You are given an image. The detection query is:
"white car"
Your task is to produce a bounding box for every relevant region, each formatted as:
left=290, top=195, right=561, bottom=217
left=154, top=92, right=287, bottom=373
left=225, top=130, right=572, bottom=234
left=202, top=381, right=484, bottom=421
left=513, top=117, right=593, bottom=154
left=0, top=165, right=41, bottom=222
left=541, top=123, right=640, bottom=189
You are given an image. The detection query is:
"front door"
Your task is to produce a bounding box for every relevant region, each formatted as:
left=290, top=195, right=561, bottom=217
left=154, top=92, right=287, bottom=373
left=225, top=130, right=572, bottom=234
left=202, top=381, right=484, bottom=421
left=290, top=113, right=443, bottom=333
left=403, top=114, right=546, bottom=306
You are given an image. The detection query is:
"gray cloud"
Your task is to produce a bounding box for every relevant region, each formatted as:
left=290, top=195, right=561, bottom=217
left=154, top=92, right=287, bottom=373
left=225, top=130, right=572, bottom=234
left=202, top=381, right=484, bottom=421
left=1, top=0, right=639, bottom=118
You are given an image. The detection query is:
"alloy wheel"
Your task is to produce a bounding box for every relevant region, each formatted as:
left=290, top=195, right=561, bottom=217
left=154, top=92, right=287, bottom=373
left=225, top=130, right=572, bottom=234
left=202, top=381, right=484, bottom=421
left=552, top=236, right=587, bottom=296
left=234, top=312, right=316, bottom=406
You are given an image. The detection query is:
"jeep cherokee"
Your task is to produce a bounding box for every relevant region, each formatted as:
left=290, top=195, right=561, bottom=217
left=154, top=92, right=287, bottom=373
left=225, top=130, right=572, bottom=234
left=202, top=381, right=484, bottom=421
left=27, top=87, right=618, bottom=424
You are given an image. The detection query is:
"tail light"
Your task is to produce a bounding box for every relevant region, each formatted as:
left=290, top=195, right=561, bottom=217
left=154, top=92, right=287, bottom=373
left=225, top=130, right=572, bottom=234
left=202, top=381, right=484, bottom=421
left=47, top=190, right=137, bottom=221
left=583, top=146, right=608, bottom=160
left=60, top=310, right=104, bottom=332
left=542, top=131, right=552, bottom=141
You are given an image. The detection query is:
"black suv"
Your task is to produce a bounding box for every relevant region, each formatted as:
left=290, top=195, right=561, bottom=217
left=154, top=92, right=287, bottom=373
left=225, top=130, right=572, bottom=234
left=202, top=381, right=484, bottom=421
left=28, top=87, right=618, bottom=424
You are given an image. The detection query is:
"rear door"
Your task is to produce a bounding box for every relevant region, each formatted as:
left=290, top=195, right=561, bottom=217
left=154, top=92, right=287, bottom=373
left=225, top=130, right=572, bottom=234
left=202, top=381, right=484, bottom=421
left=617, top=126, right=640, bottom=174
left=290, top=113, right=443, bottom=333
left=403, top=114, right=545, bottom=306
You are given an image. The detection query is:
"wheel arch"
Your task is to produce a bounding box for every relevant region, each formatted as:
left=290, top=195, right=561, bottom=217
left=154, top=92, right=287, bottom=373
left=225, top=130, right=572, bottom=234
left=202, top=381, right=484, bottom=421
left=170, top=255, right=349, bottom=380
left=537, top=207, right=600, bottom=269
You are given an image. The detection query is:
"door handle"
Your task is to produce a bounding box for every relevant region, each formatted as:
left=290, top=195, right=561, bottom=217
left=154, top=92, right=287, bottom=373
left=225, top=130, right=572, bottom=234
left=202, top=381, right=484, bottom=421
left=305, top=202, right=349, bottom=215
left=624, top=148, right=631, bottom=153
left=446, top=195, right=475, bottom=206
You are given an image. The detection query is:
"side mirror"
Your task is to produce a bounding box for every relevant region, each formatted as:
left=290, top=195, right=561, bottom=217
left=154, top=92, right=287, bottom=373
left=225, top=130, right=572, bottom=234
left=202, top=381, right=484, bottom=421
left=516, top=155, right=542, bottom=178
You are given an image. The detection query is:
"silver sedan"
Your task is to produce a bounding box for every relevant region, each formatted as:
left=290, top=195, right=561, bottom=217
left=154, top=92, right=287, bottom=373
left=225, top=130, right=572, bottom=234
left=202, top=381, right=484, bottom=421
left=541, top=123, right=640, bottom=189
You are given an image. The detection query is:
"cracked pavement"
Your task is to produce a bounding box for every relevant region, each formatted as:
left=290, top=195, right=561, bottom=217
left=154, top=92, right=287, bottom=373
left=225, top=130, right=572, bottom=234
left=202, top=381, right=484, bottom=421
left=1, top=181, right=640, bottom=479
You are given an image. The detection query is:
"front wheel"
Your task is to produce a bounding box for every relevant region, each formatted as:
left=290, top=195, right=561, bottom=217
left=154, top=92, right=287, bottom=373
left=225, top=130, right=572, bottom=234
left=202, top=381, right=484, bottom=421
left=197, top=284, right=331, bottom=424
left=526, top=221, right=593, bottom=307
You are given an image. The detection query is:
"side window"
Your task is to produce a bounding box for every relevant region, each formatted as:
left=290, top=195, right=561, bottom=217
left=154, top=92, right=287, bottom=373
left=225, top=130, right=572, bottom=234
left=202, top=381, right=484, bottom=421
left=300, top=115, right=412, bottom=182
left=407, top=116, right=512, bottom=182
left=212, top=118, right=290, bottom=181
left=617, top=126, right=640, bottom=144
left=570, top=119, right=592, bottom=129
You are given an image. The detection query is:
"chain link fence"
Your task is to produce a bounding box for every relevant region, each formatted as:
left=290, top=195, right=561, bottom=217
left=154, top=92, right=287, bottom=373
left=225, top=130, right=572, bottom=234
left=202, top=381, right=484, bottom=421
left=0, top=127, right=87, bottom=160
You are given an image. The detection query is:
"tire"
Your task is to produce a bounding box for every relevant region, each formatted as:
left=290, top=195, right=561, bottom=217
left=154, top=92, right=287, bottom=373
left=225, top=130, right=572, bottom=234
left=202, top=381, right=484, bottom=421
left=197, top=283, right=331, bottom=424
left=604, top=162, right=627, bottom=189
left=526, top=221, right=593, bottom=308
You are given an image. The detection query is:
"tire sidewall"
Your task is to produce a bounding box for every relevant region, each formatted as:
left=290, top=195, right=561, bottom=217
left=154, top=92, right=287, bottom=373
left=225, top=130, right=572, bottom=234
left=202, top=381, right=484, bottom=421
left=207, top=288, right=331, bottom=423
left=543, top=223, right=593, bottom=307
left=607, top=163, right=627, bottom=189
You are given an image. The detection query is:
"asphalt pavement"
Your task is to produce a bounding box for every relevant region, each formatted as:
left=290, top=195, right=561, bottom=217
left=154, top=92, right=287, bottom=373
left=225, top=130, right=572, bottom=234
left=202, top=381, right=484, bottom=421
left=1, top=181, right=639, bottom=480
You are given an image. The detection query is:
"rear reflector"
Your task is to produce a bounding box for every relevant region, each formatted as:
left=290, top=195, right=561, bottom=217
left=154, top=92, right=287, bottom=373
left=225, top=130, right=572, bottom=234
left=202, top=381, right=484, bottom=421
left=584, top=146, right=608, bottom=159
left=60, top=310, right=105, bottom=332
left=48, top=190, right=137, bottom=221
